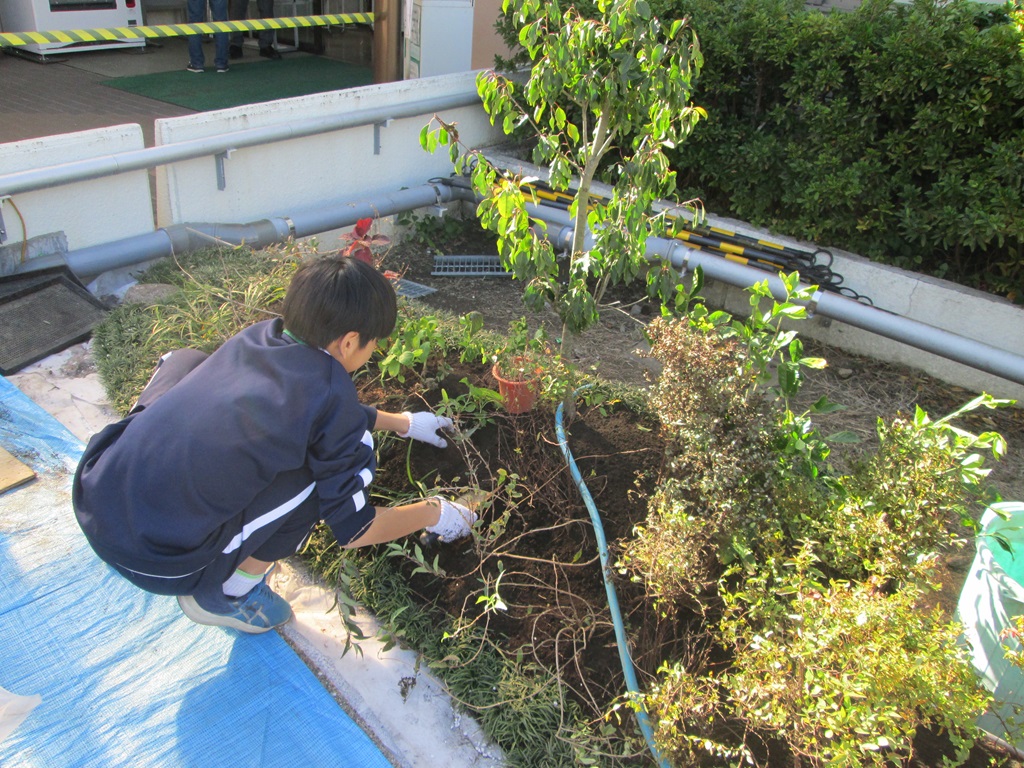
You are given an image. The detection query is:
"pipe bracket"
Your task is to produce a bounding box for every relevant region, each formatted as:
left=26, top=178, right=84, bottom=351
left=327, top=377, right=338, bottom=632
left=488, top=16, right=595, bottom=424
left=373, top=119, right=393, bottom=156
left=429, top=183, right=446, bottom=206
left=807, top=289, right=823, bottom=318
left=215, top=148, right=236, bottom=191
left=666, top=240, right=690, bottom=274
left=0, top=198, right=7, bottom=244
left=283, top=216, right=296, bottom=239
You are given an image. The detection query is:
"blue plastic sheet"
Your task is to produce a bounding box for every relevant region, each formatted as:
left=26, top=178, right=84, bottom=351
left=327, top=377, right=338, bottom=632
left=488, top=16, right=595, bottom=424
left=0, top=376, right=391, bottom=767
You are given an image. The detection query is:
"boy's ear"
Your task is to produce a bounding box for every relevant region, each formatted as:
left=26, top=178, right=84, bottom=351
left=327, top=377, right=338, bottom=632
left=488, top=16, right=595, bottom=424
left=325, top=331, right=362, bottom=365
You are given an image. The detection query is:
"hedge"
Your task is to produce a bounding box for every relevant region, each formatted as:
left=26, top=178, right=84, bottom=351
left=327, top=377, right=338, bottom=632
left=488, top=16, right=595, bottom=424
left=666, top=0, right=1024, bottom=301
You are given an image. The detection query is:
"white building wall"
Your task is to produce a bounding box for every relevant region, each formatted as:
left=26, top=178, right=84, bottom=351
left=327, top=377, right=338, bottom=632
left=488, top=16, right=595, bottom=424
left=0, top=125, right=153, bottom=259
left=154, top=70, right=499, bottom=235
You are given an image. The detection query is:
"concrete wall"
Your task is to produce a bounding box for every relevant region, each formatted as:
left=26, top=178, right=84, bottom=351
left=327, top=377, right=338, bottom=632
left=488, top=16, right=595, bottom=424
left=0, top=125, right=154, bottom=275
left=0, top=72, right=501, bottom=274
left=699, top=212, right=1024, bottom=403
left=153, top=70, right=503, bottom=237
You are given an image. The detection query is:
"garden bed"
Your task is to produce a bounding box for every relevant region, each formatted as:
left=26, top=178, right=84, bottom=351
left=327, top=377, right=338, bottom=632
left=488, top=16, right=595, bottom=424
left=339, top=344, right=1024, bottom=768
left=93, top=227, right=1024, bottom=767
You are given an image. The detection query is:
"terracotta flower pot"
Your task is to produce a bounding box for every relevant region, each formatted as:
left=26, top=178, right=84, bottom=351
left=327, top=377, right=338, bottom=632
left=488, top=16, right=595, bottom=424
left=492, top=359, right=539, bottom=414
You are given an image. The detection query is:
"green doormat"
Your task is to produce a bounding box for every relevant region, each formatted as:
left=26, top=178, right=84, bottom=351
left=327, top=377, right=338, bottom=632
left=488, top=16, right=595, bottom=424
left=101, top=56, right=373, bottom=111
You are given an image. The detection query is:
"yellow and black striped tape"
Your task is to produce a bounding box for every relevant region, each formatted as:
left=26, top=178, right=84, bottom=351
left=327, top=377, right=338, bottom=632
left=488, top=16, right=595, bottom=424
left=0, top=13, right=372, bottom=47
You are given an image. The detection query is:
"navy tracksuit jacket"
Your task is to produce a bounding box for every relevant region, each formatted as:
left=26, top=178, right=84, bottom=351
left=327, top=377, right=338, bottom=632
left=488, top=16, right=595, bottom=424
left=73, top=318, right=377, bottom=595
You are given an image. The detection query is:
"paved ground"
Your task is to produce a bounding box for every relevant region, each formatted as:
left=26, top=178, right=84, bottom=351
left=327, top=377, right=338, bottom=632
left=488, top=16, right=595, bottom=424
left=1, top=39, right=197, bottom=145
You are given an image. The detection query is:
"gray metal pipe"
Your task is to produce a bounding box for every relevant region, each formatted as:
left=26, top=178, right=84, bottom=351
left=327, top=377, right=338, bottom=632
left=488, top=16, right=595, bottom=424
left=13, top=174, right=1024, bottom=387
left=0, top=89, right=481, bottom=197
left=651, top=239, right=1024, bottom=387
left=516, top=198, right=1024, bottom=388
left=288, top=181, right=454, bottom=238
left=14, top=182, right=455, bottom=280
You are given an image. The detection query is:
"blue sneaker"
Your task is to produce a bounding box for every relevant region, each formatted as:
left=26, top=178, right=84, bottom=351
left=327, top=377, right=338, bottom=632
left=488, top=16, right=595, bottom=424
left=177, top=581, right=292, bottom=634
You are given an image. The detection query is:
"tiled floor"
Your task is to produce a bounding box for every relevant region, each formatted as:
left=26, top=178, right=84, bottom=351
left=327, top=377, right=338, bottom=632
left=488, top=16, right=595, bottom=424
left=1, top=39, right=197, bottom=145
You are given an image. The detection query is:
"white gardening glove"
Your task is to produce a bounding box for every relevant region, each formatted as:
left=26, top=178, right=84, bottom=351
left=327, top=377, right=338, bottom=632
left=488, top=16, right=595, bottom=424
left=425, top=497, right=478, bottom=542
left=399, top=411, right=453, bottom=449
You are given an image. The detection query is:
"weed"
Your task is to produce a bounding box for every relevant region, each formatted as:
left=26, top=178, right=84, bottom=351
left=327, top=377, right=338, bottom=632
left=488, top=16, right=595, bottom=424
left=396, top=209, right=473, bottom=255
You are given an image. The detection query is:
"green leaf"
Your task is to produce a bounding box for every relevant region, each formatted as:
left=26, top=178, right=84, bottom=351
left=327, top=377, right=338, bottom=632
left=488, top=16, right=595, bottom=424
left=811, top=395, right=846, bottom=414
left=825, top=430, right=861, bottom=444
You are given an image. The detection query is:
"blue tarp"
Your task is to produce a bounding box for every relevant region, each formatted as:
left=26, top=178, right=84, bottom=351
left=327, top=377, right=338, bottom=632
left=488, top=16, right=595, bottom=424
left=0, top=375, right=391, bottom=767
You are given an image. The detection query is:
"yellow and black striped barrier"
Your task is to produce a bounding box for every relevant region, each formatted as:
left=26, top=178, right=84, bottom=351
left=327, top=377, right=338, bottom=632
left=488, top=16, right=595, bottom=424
left=519, top=181, right=800, bottom=268
left=0, top=13, right=372, bottom=48
left=511, top=177, right=869, bottom=299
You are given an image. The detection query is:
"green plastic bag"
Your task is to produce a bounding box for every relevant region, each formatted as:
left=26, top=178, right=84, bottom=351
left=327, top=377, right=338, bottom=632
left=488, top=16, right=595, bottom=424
left=957, top=501, right=1024, bottom=745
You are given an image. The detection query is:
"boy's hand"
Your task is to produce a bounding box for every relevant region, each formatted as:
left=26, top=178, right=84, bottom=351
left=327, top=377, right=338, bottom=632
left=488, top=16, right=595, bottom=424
left=400, top=411, right=453, bottom=448
left=426, top=497, right=478, bottom=542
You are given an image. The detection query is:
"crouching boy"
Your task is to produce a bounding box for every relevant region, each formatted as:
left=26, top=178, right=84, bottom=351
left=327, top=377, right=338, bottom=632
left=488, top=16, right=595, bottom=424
left=73, top=256, right=475, bottom=634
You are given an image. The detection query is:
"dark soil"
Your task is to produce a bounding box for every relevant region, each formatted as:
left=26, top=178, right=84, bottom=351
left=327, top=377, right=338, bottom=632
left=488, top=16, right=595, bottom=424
left=367, top=217, right=1024, bottom=767
left=362, top=360, right=666, bottom=719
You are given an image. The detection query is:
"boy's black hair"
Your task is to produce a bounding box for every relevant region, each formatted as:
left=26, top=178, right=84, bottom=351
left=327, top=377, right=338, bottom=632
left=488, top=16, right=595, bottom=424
left=282, top=256, right=397, bottom=350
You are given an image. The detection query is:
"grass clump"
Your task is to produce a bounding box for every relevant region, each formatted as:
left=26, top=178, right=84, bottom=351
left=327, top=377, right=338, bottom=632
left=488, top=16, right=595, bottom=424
left=92, top=246, right=297, bottom=413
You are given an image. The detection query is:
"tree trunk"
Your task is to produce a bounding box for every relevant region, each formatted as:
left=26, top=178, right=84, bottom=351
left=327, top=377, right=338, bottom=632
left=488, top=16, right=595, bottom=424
left=560, top=320, right=577, bottom=420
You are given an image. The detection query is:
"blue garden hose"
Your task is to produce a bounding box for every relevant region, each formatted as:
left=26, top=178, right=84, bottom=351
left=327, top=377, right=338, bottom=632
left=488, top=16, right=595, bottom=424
left=555, top=395, right=670, bottom=768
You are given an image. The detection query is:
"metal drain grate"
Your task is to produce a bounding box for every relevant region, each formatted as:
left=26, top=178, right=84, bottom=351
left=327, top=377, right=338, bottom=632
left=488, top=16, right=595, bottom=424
left=394, top=279, right=437, bottom=299
left=0, top=269, right=108, bottom=375
left=432, top=255, right=510, bottom=277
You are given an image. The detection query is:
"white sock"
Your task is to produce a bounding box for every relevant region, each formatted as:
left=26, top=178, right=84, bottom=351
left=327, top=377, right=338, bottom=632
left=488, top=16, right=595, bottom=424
left=222, top=568, right=264, bottom=598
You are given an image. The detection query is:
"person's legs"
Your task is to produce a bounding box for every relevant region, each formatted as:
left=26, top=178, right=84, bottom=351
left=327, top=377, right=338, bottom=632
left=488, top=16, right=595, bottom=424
left=177, top=474, right=321, bottom=633
left=255, top=0, right=277, bottom=54
left=185, top=0, right=207, bottom=68
left=228, top=0, right=247, bottom=55
left=208, top=0, right=230, bottom=70
left=131, top=349, right=209, bottom=413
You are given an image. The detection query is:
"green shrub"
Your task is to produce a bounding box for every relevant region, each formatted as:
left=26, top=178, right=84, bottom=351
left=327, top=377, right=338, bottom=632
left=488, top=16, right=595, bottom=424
left=720, top=554, right=991, bottom=767
left=815, top=398, right=1007, bottom=584
left=619, top=273, right=827, bottom=610
left=645, top=563, right=992, bottom=767
left=624, top=280, right=1006, bottom=765
left=666, top=0, right=1024, bottom=300
left=619, top=316, right=780, bottom=611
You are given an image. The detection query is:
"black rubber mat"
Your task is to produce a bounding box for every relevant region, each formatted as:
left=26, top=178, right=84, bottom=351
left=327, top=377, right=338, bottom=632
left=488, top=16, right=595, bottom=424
left=0, top=268, right=108, bottom=376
